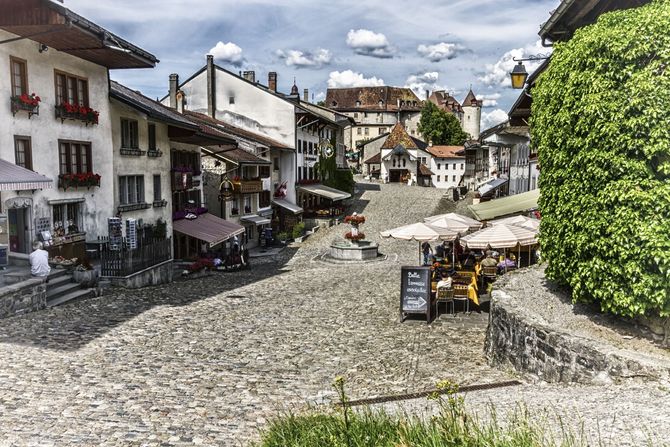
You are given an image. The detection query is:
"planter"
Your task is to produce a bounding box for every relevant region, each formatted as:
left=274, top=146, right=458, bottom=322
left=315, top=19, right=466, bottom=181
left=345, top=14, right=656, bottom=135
left=11, top=100, right=39, bottom=118
left=55, top=104, right=99, bottom=125
left=72, top=269, right=98, bottom=288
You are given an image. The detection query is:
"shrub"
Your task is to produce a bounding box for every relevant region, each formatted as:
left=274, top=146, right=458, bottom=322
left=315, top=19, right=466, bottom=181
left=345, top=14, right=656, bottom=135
left=531, top=1, right=670, bottom=317
left=292, top=222, right=305, bottom=239
left=277, top=231, right=289, bottom=242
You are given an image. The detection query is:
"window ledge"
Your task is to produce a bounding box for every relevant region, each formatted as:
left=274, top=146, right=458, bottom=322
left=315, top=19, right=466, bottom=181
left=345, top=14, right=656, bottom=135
left=120, top=148, right=146, bottom=156
left=152, top=199, right=168, bottom=208
left=147, top=149, right=163, bottom=158
left=118, top=203, right=151, bottom=212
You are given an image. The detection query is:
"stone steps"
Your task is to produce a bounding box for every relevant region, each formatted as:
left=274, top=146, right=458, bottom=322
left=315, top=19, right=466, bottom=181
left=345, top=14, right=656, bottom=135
left=46, top=269, right=95, bottom=308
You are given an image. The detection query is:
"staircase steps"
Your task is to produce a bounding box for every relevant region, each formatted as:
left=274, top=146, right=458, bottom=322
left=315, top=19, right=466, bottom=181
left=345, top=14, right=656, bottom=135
left=46, top=269, right=96, bottom=308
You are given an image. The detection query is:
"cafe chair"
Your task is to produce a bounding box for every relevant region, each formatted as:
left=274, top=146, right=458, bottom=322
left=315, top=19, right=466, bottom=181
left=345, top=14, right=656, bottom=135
left=435, top=287, right=454, bottom=316
left=453, top=284, right=470, bottom=314
left=482, top=266, right=498, bottom=281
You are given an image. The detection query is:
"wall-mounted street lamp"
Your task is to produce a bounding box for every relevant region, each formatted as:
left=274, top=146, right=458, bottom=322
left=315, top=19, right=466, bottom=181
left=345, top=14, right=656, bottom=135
left=509, top=54, right=551, bottom=89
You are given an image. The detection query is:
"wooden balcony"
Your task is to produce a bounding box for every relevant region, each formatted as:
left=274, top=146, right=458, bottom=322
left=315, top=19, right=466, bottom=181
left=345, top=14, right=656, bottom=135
left=233, top=179, right=263, bottom=194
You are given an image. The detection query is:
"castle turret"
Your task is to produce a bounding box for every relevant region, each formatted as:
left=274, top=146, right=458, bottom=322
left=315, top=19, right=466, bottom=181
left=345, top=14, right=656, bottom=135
left=461, top=89, right=482, bottom=140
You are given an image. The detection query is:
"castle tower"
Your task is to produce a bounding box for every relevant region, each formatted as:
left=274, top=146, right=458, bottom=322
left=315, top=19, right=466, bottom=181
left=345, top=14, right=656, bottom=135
left=461, top=89, right=482, bottom=140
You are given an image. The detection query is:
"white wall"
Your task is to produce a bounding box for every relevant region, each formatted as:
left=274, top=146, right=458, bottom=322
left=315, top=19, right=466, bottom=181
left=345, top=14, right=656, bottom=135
left=462, top=105, right=481, bottom=140
left=430, top=157, right=466, bottom=189
left=0, top=29, right=115, bottom=245
left=109, top=100, right=173, bottom=237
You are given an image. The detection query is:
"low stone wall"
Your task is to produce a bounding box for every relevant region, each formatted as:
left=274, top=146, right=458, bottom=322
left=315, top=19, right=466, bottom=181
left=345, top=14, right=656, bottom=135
left=485, top=266, right=670, bottom=384
left=106, top=260, right=173, bottom=289
left=0, top=278, right=47, bottom=319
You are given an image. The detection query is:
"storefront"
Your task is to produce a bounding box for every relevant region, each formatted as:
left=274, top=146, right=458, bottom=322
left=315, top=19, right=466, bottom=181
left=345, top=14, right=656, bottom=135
left=271, top=198, right=303, bottom=233
left=172, top=212, right=245, bottom=260
left=297, top=183, right=351, bottom=226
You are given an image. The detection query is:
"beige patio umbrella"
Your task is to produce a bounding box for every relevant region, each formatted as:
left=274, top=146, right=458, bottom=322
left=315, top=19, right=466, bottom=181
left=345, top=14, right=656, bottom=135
left=488, top=215, right=540, bottom=232
left=422, top=216, right=470, bottom=235
left=380, top=222, right=459, bottom=265
left=460, top=223, right=538, bottom=267
left=425, top=212, right=482, bottom=231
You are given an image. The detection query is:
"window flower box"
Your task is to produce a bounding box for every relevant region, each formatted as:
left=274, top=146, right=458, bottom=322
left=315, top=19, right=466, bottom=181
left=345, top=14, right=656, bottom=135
left=120, top=148, right=146, bottom=156
left=11, top=93, right=40, bottom=118
left=152, top=199, right=168, bottom=208
left=147, top=149, right=163, bottom=158
left=55, top=102, right=99, bottom=125
left=58, top=172, right=101, bottom=190
left=117, top=203, right=151, bottom=213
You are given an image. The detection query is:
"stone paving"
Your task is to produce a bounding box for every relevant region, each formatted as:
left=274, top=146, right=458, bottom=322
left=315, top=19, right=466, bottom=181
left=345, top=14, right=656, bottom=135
left=0, top=181, right=508, bottom=446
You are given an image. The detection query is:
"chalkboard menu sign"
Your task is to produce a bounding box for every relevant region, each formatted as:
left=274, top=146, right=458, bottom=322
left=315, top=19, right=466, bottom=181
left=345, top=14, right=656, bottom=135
left=400, top=266, right=432, bottom=323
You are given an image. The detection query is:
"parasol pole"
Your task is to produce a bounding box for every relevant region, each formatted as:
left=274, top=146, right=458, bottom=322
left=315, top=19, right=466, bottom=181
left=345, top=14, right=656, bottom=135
left=518, top=243, right=521, bottom=268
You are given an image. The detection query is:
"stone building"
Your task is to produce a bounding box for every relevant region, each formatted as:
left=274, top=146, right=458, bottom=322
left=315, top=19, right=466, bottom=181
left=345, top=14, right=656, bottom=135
left=428, top=89, right=482, bottom=140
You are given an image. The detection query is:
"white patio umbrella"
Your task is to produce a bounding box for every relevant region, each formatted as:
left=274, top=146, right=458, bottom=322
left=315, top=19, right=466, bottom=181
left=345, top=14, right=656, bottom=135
left=489, top=215, right=540, bottom=232
left=460, top=223, right=538, bottom=268
left=425, top=212, right=482, bottom=231
left=422, top=216, right=470, bottom=235
left=380, top=222, right=459, bottom=265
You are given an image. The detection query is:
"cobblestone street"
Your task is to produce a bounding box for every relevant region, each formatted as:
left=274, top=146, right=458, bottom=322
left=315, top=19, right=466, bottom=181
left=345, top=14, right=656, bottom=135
left=0, top=182, right=509, bottom=446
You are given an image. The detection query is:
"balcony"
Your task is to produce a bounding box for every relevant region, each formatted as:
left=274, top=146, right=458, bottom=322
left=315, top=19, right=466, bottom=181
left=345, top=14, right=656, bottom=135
left=233, top=179, right=263, bottom=194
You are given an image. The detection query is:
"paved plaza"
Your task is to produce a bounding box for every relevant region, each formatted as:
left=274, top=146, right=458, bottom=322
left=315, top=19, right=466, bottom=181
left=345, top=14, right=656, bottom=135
left=0, top=181, right=668, bottom=446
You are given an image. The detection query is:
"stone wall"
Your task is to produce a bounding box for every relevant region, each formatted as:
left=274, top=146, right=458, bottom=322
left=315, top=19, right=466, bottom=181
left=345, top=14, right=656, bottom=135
left=107, top=260, right=173, bottom=289
left=0, top=278, right=47, bottom=319
left=485, top=267, right=670, bottom=384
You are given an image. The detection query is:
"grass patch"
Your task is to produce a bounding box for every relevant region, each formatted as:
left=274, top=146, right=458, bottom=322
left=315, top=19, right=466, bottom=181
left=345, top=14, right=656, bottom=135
left=256, top=379, right=586, bottom=447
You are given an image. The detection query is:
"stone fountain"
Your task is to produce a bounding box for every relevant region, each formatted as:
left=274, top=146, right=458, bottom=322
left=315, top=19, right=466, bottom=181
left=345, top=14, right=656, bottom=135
left=329, top=213, right=379, bottom=261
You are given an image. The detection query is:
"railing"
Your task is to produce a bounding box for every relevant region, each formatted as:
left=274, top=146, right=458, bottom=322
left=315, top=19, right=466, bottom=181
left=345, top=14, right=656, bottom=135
left=55, top=104, right=99, bottom=125
left=58, top=173, right=101, bottom=190
left=100, top=237, right=172, bottom=277
left=233, top=179, right=263, bottom=194
left=10, top=97, right=39, bottom=118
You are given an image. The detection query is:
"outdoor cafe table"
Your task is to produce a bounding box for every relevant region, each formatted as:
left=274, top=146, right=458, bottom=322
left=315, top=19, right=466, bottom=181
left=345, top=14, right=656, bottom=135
left=431, top=270, right=479, bottom=306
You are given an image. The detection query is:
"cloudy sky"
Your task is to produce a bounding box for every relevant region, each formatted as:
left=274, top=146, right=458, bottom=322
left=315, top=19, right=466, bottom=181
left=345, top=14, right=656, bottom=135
left=65, top=0, right=558, bottom=130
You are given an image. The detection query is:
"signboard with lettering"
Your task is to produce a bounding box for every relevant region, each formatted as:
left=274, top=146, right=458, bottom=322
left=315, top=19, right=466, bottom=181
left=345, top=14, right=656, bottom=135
left=400, top=266, right=432, bottom=323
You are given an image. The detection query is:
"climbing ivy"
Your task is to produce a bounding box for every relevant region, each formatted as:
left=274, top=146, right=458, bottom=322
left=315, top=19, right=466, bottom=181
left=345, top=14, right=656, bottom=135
left=315, top=139, right=355, bottom=194
left=531, top=0, right=670, bottom=317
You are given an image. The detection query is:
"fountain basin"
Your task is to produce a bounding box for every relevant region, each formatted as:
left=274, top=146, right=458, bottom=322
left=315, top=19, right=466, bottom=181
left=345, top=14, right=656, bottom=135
left=330, top=239, right=379, bottom=261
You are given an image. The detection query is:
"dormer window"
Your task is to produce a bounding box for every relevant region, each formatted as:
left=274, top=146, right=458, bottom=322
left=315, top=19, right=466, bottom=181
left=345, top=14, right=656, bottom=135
left=355, top=100, right=361, bottom=107
left=331, top=101, right=337, bottom=107
left=378, top=100, right=384, bottom=107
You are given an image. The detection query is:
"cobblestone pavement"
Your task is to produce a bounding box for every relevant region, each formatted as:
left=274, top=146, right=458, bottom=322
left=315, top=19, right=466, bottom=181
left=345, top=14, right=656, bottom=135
left=0, top=181, right=509, bottom=446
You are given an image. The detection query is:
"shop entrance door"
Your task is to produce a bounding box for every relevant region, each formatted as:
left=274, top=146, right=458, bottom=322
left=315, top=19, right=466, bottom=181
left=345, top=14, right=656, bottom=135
left=8, top=208, right=29, bottom=254
left=389, top=169, right=409, bottom=183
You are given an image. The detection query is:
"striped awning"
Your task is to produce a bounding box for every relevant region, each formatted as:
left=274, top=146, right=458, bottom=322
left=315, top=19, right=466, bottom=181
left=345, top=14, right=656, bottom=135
left=173, top=213, right=245, bottom=247
left=0, top=159, right=52, bottom=191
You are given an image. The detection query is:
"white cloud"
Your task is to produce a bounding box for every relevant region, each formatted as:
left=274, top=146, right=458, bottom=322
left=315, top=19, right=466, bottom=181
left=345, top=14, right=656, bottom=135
left=404, top=71, right=441, bottom=98
left=276, top=48, right=332, bottom=68
left=327, top=70, right=385, bottom=88
left=346, top=29, right=395, bottom=58
left=208, top=41, right=244, bottom=66
left=479, top=93, right=501, bottom=108
left=417, top=42, right=466, bottom=62
left=479, top=40, right=551, bottom=87
left=481, top=108, right=509, bottom=130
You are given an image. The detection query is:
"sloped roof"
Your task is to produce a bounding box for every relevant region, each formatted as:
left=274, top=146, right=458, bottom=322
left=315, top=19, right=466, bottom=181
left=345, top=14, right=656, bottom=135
left=381, top=124, right=418, bottom=150
left=462, top=90, right=482, bottom=107
left=430, top=91, right=463, bottom=113
left=364, top=153, right=381, bottom=164
left=325, top=86, right=422, bottom=111
left=0, top=0, right=157, bottom=69
left=110, top=81, right=197, bottom=130
left=418, top=163, right=435, bottom=176
left=427, top=146, right=465, bottom=159
left=202, top=147, right=270, bottom=165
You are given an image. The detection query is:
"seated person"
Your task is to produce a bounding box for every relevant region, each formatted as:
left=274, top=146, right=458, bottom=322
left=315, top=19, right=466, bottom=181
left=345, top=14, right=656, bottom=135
left=434, top=242, right=445, bottom=259
left=436, top=272, right=453, bottom=290
left=497, top=255, right=517, bottom=273
left=461, top=249, right=477, bottom=269
left=480, top=251, right=498, bottom=268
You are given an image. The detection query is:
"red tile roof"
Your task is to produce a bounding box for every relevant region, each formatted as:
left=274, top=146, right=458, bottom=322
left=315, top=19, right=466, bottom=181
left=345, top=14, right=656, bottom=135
left=427, top=145, right=465, bottom=159
left=380, top=124, right=418, bottom=150
left=418, top=163, right=435, bottom=176
left=462, top=89, right=482, bottom=107
left=325, top=86, right=422, bottom=111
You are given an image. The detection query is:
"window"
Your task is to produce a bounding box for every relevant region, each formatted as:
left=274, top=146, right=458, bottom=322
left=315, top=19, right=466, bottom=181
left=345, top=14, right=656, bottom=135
left=308, top=167, right=313, bottom=180
left=119, top=175, right=145, bottom=205
left=355, top=100, right=361, bottom=107
left=231, top=198, right=239, bottom=215
left=121, top=119, right=139, bottom=149
left=437, top=175, right=440, bottom=182
left=364, top=128, right=369, bottom=135
left=354, top=112, right=358, bottom=119
left=363, top=112, right=368, bottom=118
left=308, top=142, right=313, bottom=154
left=229, top=96, right=235, bottom=104
left=14, top=136, right=32, bottom=170
left=392, top=159, right=396, bottom=167
left=357, top=128, right=362, bottom=135
left=273, top=157, right=280, bottom=171
left=378, top=100, right=384, bottom=107
left=452, top=175, right=456, bottom=182
left=461, top=163, right=464, bottom=170
left=58, top=141, right=92, bottom=174
left=55, top=71, right=88, bottom=106
left=10, top=57, right=27, bottom=97
left=437, top=163, right=441, bottom=170
left=303, top=140, right=308, bottom=153
left=148, top=123, right=157, bottom=151
left=153, top=174, right=161, bottom=201
left=453, top=163, right=456, bottom=170
left=378, top=128, right=384, bottom=135
left=53, top=203, right=81, bottom=234
left=244, top=195, right=252, bottom=214
left=297, top=139, right=302, bottom=153
left=298, top=168, right=302, bottom=181
left=402, top=159, right=406, bottom=167
left=303, top=166, right=307, bottom=180
left=259, top=190, right=271, bottom=208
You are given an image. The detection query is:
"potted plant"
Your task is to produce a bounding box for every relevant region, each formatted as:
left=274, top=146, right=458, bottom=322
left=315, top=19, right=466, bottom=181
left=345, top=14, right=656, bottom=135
left=277, top=231, right=289, bottom=243
left=292, top=222, right=305, bottom=241
left=11, top=93, right=40, bottom=116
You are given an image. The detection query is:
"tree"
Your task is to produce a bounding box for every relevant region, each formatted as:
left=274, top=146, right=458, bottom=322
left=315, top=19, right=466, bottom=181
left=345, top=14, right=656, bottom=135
left=531, top=1, right=670, bottom=318
left=418, top=101, right=469, bottom=145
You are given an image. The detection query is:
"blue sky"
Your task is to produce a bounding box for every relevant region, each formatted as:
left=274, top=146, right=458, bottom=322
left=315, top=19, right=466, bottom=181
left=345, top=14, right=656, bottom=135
left=66, top=0, right=558, bottom=130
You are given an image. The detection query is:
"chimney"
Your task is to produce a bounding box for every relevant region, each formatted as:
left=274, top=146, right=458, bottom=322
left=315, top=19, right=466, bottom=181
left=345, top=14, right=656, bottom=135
left=303, top=88, right=309, bottom=102
left=243, top=70, right=256, bottom=83
left=168, top=73, right=179, bottom=109
left=176, top=90, right=185, bottom=114
left=268, top=72, right=277, bottom=92
left=206, top=54, right=216, bottom=118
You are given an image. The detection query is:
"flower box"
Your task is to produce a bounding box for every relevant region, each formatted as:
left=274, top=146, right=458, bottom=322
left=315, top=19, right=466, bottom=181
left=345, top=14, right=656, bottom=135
left=120, top=148, right=146, bottom=156
left=147, top=149, right=163, bottom=158
left=58, top=172, right=101, bottom=190
left=11, top=94, right=40, bottom=118
left=152, top=199, right=168, bottom=208
left=55, top=102, right=99, bottom=125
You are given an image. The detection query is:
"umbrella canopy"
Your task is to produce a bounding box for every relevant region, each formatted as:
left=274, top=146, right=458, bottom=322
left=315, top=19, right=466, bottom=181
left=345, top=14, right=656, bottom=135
left=380, top=222, right=459, bottom=241
left=460, top=223, right=537, bottom=249
left=489, top=215, right=540, bottom=232
left=422, top=216, right=470, bottom=235
left=425, top=212, right=482, bottom=231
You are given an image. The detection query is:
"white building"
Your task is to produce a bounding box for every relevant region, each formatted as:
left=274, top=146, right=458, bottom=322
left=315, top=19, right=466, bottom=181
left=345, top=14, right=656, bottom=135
left=0, top=0, right=157, bottom=257
left=425, top=146, right=466, bottom=189
left=378, top=124, right=432, bottom=186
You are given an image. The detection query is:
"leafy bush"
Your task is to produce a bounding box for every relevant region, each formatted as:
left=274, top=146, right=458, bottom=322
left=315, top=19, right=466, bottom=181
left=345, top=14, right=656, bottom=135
left=277, top=231, right=289, bottom=242
left=292, top=222, right=305, bottom=239
left=531, top=1, right=670, bottom=317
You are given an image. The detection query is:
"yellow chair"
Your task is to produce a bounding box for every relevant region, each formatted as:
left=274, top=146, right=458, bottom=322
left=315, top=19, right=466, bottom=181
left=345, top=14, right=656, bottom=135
left=453, top=284, right=470, bottom=313
left=436, top=287, right=454, bottom=316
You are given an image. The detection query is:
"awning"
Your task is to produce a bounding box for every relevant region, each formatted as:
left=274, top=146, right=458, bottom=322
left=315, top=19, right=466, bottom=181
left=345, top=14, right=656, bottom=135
left=272, top=199, right=303, bottom=214
left=240, top=214, right=271, bottom=226
left=173, top=213, right=245, bottom=247
left=297, top=184, right=351, bottom=202
left=478, top=177, right=508, bottom=197
left=468, top=189, right=540, bottom=221
left=0, top=159, right=52, bottom=191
